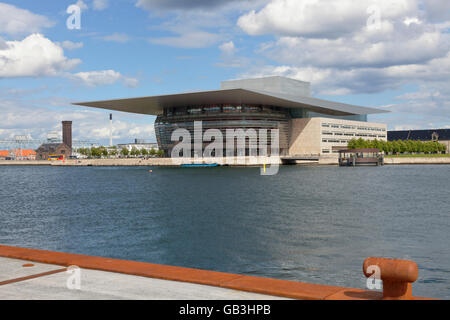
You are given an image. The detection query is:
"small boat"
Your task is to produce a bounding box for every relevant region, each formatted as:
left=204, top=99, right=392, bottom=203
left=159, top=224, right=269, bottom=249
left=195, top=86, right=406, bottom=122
left=181, top=163, right=219, bottom=168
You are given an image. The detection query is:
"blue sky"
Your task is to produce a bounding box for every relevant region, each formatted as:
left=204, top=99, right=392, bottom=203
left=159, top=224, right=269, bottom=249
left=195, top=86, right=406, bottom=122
left=1, top=0, right=449, bottom=145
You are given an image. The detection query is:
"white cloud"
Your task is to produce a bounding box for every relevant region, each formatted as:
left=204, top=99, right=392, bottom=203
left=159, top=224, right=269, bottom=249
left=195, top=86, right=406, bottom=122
left=93, top=0, right=109, bottom=11
left=0, top=3, right=54, bottom=36
left=71, top=70, right=122, bottom=87
left=238, top=0, right=418, bottom=38
left=0, top=34, right=81, bottom=78
left=259, top=28, right=448, bottom=69
left=59, top=40, right=84, bottom=50
left=219, top=41, right=236, bottom=56
left=0, top=34, right=136, bottom=89
left=71, top=70, right=140, bottom=88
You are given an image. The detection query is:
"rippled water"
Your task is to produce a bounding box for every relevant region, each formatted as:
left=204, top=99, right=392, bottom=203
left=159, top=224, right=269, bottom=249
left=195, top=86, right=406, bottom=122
left=0, top=165, right=449, bottom=299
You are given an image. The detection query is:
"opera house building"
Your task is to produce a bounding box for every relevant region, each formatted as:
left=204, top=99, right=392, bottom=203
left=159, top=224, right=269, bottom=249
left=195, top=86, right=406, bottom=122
left=75, top=76, right=388, bottom=157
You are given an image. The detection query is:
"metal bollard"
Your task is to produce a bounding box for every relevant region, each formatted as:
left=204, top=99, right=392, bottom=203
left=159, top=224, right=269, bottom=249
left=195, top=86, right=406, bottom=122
left=363, top=257, right=419, bottom=300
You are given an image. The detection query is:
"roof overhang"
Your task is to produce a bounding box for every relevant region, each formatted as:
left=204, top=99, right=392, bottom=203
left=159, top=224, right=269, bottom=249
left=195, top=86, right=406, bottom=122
left=73, top=88, right=388, bottom=116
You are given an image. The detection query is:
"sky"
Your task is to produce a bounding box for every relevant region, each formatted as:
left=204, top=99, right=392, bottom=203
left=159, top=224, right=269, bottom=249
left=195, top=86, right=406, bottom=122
left=0, top=0, right=449, bottom=145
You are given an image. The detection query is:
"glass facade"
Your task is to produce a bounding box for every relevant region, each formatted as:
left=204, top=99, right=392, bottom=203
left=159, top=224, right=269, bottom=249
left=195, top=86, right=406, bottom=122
left=155, top=104, right=290, bottom=156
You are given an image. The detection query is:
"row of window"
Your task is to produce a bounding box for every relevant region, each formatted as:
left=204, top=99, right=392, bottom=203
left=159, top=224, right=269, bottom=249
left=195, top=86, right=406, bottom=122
left=322, top=139, right=348, bottom=144
left=322, top=131, right=386, bottom=139
left=322, top=149, right=341, bottom=154
left=321, top=123, right=386, bottom=132
left=166, top=105, right=287, bottom=116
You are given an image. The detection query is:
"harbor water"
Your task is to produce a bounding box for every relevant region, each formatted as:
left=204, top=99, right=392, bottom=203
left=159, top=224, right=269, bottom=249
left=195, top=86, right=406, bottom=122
left=0, top=165, right=449, bottom=299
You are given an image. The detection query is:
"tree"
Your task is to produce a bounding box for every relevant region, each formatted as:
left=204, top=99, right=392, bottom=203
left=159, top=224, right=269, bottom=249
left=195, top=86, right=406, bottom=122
left=141, top=148, right=148, bottom=156
left=130, top=147, right=139, bottom=157
left=347, top=138, right=447, bottom=155
left=120, top=148, right=129, bottom=157
left=90, top=147, right=102, bottom=158
left=109, top=149, right=118, bottom=157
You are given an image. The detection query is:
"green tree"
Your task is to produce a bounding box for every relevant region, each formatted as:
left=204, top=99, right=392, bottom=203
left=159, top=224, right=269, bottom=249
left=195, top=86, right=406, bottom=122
left=91, top=147, right=102, bottom=158
left=109, top=149, right=118, bottom=157
left=120, top=148, right=129, bottom=157
left=130, top=147, right=139, bottom=157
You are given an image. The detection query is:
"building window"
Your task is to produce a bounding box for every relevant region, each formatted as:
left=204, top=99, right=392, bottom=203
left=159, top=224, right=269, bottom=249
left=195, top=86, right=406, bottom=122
left=223, top=105, right=237, bottom=112
left=188, top=107, right=202, bottom=114
left=204, top=106, right=221, bottom=113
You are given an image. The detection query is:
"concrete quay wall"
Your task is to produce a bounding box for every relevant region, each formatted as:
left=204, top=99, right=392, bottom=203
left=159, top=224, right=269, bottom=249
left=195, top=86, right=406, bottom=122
left=0, top=157, right=282, bottom=167
left=2, top=156, right=449, bottom=167
left=384, top=157, right=450, bottom=165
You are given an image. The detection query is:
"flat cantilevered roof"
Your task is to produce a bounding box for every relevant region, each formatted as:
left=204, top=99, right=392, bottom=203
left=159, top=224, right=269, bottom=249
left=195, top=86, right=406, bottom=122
left=73, top=77, right=388, bottom=116
left=74, top=88, right=387, bottom=116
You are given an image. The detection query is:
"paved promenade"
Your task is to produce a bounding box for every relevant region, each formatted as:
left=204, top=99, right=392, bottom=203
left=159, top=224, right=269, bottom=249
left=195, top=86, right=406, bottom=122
left=0, top=245, right=431, bottom=300
left=0, top=257, right=288, bottom=300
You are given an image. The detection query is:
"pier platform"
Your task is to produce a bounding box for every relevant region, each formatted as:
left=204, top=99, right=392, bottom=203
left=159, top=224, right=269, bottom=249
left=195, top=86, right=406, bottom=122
left=0, top=245, right=430, bottom=300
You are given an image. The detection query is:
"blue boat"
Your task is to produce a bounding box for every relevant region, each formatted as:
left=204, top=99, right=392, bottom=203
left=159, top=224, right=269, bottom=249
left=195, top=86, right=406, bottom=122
left=181, top=163, right=219, bottom=168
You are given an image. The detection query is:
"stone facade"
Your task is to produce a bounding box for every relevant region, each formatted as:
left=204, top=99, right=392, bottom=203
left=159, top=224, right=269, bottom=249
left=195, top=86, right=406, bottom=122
left=289, top=117, right=387, bottom=155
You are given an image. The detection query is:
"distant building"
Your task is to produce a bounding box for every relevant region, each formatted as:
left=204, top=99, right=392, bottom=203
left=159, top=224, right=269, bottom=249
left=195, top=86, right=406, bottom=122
left=117, top=139, right=159, bottom=152
left=36, top=121, right=73, bottom=160
left=75, top=76, right=388, bottom=156
left=388, top=129, right=450, bottom=153
left=0, top=149, right=36, bottom=160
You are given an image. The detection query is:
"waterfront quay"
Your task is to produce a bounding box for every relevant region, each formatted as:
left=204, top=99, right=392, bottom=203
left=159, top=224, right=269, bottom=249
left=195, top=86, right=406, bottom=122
left=2, top=155, right=450, bottom=166
left=0, top=246, right=431, bottom=300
